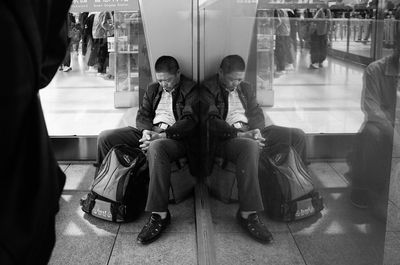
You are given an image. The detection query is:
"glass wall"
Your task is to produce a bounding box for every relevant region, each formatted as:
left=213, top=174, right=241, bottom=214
left=42, top=0, right=399, bottom=264
left=40, top=7, right=148, bottom=136
left=201, top=0, right=399, bottom=264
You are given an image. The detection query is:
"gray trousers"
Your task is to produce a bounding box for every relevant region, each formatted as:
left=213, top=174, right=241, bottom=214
left=219, top=138, right=264, bottom=212
left=97, top=126, right=186, bottom=212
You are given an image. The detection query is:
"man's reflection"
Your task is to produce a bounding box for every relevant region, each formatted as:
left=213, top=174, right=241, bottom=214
left=348, top=9, right=400, bottom=217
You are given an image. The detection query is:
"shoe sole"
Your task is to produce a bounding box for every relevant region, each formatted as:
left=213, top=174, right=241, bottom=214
left=350, top=200, right=368, bottom=209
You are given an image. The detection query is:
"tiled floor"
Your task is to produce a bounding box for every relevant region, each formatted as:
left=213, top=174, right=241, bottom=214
left=41, top=51, right=367, bottom=135
left=50, top=162, right=400, bottom=265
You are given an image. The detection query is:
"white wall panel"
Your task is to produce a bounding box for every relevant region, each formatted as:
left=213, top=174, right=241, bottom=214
left=139, top=0, right=194, bottom=80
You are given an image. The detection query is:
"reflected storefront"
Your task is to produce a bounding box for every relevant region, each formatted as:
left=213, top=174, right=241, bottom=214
left=44, top=0, right=400, bottom=264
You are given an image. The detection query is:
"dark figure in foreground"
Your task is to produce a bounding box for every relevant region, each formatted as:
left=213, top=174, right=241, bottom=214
left=1, top=0, right=72, bottom=264
left=201, top=55, right=307, bottom=243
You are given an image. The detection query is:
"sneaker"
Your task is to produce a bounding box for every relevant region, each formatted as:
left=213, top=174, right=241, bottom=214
left=236, top=211, right=273, bottom=244
left=86, top=66, right=97, bottom=73
left=285, top=64, right=295, bottom=71
left=309, top=63, right=319, bottom=69
left=62, top=66, right=72, bottom=72
left=350, top=189, right=369, bottom=209
left=102, top=74, right=115, bottom=80
left=137, top=210, right=171, bottom=244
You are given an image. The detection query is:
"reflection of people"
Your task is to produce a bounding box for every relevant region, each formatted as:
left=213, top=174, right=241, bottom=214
left=348, top=8, right=400, bottom=210
left=1, top=0, right=71, bottom=264
left=348, top=58, right=396, bottom=209
left=309, top=7, right=331, bottom=69
left=91, top=11, right=112, bottom=76
left=96, top=56, right=198, bottom=244
left=201, top=55, right=307, bottom=243
left=274, top=9, right=293, bottom=74
left=60, top=13, right=76, bottom=72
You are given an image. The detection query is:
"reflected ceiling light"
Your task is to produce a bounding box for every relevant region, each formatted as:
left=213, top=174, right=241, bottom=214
left=64, top=221, right=85, bottom=236
left=354, top=224, right=368, bottom=234
left=324, top=220, right=345, bottom=234
left=330, top=193, right=342, bottom=200
left=76, top=209, right=116, bottom=236
left=61, top=195, right=73, bottom=203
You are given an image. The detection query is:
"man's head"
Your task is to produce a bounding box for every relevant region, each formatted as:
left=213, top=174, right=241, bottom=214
left=218, top=55, right=246, bottom=91
left=155, top=56, right=181, bottom=92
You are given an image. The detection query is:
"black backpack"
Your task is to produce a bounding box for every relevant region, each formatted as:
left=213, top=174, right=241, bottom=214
left=80, top=144, right=149, bottom=222
left=259, top=144, right=324, bottom=222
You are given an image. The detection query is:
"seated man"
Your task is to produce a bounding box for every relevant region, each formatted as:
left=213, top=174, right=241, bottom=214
left=201, top=54, right=306, bottom=243
left=97, top=56, right=198, bottom=244
left=347, top=7, right=400, bottom=212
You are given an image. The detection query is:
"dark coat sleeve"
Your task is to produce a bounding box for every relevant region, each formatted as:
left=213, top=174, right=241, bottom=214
left=200, top=81, right=239, bottom=139
left=136, top=84, right=157, bottom=131
left=242, top=82, right=265, bottom=130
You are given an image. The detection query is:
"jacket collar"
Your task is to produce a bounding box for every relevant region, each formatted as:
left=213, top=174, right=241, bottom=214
left=216, top=74, right=244, bottom=95
left=156, top=75, right=186, bottom=95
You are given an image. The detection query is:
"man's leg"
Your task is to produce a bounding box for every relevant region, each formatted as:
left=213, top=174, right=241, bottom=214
left=261, top=125, right=307, bottom=164
left=349, top=122, right=393, bottom=209
left=145, top=139, right=186, bottom=212
left=222, top=138, right=263, bottom=211
left=137, top=139, right=186, bottom=244
left=309, top=33, right=319, bottom=66
left=275, top=36, right=286, bottom=72
left=96, top=126, right=142, bottom=165
left=221, top=137, right=273, bottom=243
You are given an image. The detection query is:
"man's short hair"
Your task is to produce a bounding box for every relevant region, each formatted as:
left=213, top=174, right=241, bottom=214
left=220, top=55, right=246, bottom=74
left=155, top=56, right=180, bottom=74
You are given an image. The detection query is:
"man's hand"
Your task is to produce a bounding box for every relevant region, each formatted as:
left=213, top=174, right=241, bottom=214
left=139, top=130, right=166, bottom=151
left=238, top=129, right=265, bottom=148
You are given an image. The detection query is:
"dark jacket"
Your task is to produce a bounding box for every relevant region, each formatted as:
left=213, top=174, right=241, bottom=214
left=136, top=75, right=200, bottom=175
left=1, top=0, right=71, bottom=264
left=201, top=74, right=265, bottom=138
left=361, top=54, right=399, bottom=129
left=200, top=74, right=266, bottom=174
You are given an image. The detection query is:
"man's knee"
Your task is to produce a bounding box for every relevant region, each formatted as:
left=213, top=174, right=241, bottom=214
left=237, top=138, right=260, bottom=157
left=292, top=128, right=306, bottom=143
left=362, top=123, right=393, bottom=145
left=147, top=139, right=168, bottom=157
left=98, top=129, right=115, bottom=147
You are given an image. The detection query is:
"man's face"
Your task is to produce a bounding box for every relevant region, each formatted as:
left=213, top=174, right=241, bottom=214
left=219, top=70, right=245, bottom=91
left=156, top=71, right=180, bottom=92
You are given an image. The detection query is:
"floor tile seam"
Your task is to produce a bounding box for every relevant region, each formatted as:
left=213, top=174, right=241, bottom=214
left=389, top=199, right=400, bottom=209
left=52, top=86, right=115, bottom=89
left=214, top=230, right=291, bottom=235
left=386, top=229, right=400, bottom=233
left=326, top=162, right=350, bottom=184
left=62, top=189, right=90, bottom=193
left=47, top=109, right=127, bottom=114
left=265, top=108, right=361, bottom=112
left=287, top=224, right=310, bottom=265
left=106, top=224, right=121, bottom=265
left=61, top=161, right=97, bottom=164
left=317, top=187, right=349, bottom=192
left=273, top=83, right=361, bottom=87
left=116, top=231, right=196, bottom=235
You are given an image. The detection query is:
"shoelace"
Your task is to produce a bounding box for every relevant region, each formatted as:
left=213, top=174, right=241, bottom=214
left=249, top=214, right=262, bottom=224
left=143, top=215, right=163, bottom=233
